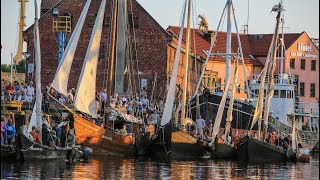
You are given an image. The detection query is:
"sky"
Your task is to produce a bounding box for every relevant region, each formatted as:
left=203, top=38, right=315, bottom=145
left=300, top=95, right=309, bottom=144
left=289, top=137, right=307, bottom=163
left=1, top=0, right=319, bottom=65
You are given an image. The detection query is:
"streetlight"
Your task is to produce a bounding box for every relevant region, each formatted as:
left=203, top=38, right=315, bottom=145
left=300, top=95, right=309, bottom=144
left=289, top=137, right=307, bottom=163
left=23, top=52, right=31, bottom=84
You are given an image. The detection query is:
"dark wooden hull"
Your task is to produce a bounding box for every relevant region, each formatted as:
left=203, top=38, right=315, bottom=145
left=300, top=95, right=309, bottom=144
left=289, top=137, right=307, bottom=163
left=136, top=132, right=150, bottom=156
left=20, top=133, right=71, bottom=160
left=149, top=122, right=205, bottom=160
left=212, top=141, right=236, bottom=159
left=1, top=145, right=17, bottom=161
left=236, top=135, right=287, bottom=163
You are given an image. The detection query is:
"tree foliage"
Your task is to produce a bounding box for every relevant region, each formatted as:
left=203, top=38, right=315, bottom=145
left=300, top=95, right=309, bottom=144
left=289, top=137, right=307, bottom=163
left=1, top=59, right=26, bottom=73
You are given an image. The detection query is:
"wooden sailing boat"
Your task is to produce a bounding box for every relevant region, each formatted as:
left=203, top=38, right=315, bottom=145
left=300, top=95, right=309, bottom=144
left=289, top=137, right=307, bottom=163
left=235, top=2, right=288, bottom=163
left=48, top=0, right=148, bottom=156
left=149, top=0, right=204, bottom=160
left=19, top=0, right=73, bottom=160
left=211, top=53, right=240, bottom=159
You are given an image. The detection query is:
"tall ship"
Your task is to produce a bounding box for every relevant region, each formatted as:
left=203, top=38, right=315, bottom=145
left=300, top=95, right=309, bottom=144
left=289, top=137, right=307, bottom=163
left=188, top=1, right=319, bottom=150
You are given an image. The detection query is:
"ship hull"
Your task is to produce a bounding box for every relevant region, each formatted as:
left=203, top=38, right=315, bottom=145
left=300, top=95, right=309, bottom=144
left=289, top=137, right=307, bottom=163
left=236, top=135, right=286, bottom=163
left=149, top=122, right=206, bottom=160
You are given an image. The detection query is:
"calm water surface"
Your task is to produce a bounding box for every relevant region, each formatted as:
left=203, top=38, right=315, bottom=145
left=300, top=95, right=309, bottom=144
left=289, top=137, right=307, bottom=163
left=1, top=153, right=319, bottom=179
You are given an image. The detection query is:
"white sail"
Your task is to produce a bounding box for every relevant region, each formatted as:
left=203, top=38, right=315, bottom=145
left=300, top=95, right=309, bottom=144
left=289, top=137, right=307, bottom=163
left=27, top=103, right=37, bottom=132
left=74, top=0, right=106, bottom=118
left=33, top=0, right=42, bottom=130
left=51, top=0, right=91, bottom=96
left=224, top=56, right=239, bottom=136
left=212, top=63, right=232, bottom=139
left=160, top=0, right=187, bottom=127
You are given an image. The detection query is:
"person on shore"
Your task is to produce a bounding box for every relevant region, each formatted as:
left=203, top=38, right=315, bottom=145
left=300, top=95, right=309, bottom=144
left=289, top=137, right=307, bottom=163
left=30, top=126, right=41, bottom=143
left=4, top=119, right=16, bottom=145
left=26, top=81, right=35, bottom=103
left=195, top=116, right=206, bottom=141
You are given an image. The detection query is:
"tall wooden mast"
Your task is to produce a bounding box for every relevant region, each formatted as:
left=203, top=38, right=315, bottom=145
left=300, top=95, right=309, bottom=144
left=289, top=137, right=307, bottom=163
left=13, top=0, right=29, bottom=65
left=105, top=0, right=118, bottom=124
left=181, top=0, right=192, bottom=126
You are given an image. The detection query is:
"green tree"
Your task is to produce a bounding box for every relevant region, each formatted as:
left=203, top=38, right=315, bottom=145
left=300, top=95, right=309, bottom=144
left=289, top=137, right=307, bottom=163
left=1, top=59, right=26, bottom=73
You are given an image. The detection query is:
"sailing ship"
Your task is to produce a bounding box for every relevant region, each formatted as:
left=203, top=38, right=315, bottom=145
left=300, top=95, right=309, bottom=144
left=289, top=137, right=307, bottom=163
left=188, top=1, right=319, bottom=152
left=149, top=0, right=205, bottom=160
left=235, top=2, right=290, bottom=163
left=19, top=0, right=73, bottom=160
left=47, top=0, right=149, bottom=156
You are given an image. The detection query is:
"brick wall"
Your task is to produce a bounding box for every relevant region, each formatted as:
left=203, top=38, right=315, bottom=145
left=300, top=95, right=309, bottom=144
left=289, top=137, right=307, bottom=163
left=24, top=0, right=171, bottom=100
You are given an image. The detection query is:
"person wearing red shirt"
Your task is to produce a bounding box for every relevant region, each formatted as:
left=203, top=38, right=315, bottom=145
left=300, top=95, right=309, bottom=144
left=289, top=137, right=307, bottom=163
left=30, top=126, right=41, bottom=143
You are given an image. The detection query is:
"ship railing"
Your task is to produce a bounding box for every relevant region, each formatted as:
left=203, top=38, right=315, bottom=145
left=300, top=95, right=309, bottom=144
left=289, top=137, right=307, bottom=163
left=295, top=102, right=319, bottom=116
left=268, top=116, right=319, bottom=144
left=252, top=74, right=296, bottom=85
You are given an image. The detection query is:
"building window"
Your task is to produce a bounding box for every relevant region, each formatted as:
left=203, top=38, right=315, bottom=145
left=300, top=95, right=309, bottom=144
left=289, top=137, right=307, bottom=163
left=290, top=58, right=295, bottom=69
left=310, top=83, right=315, bottom=97
left=99, top=43, right=105, bottom=62
left=128, top=13, right=139, bottom=28
left=300, top=59, right=306, bottom=70
left=280, top=90, right=286, bottom=98
left=274, top=90, right=279, bottom=98
left=311, top=60, right=316, bottom=71
left=300, top=82, right=305, bottom=96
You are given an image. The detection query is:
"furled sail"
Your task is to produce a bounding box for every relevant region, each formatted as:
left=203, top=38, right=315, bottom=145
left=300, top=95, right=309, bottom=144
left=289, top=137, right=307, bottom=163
left=51, top=0, right=91, bottom=96
left=211, top=61, right=232, bottom=140
left=160, top=0, right=187, bottom=127
left=262, top=9, right=281, bottom=138
left=250, top=39, right=274, bottom=131
left=33, top=0, right=43, bottom=131
left=74, top=0, right=106, bottom=118
left=224, top=55, right=239, bottom=137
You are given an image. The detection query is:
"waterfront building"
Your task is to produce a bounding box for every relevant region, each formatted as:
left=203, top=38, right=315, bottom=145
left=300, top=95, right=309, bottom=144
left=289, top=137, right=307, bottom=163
left=23, top=0, right=203, bottom=100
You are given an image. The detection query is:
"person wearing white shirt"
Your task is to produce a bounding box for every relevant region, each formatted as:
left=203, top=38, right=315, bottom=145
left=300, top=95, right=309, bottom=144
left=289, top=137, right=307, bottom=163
left=195, top=116, right=206, bottom=141
left=26, top=81, right=35, bottom=103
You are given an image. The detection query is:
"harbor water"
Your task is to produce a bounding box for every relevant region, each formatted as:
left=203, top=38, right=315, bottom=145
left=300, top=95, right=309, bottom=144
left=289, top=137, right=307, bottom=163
left=1, top=153, right=319, bottom=179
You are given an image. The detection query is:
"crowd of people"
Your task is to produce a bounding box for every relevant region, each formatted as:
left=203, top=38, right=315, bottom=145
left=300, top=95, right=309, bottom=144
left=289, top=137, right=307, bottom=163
left=1, top=79, right=35, bottom=102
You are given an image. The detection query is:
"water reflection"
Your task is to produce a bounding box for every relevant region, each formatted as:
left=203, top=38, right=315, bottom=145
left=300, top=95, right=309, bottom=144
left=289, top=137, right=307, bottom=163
left=1, top=153, right=318, bottom=179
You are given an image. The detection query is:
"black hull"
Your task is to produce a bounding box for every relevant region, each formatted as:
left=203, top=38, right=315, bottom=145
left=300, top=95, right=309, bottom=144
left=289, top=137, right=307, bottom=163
left=20, top=133, right=72, bottom=160
left=135, top=132, right=151, bottom=156
left=189, top=92, right=256, bottom=130
left=236, top=135, right=286, bottom=163
left=212, top=142, right=236, bottom=159
left=1, top=145, right=17, bottom=161
left=149, top=122, right=205, bottom=160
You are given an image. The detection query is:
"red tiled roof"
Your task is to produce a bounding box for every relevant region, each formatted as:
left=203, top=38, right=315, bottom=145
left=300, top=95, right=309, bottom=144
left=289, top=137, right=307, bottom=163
left=248, top=33, right=302, bottom=56
left=167, top=26, right=260, bottom=65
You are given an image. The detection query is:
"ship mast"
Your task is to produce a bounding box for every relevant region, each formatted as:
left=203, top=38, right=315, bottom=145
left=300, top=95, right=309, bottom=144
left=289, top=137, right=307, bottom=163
left=13, top=0, right=28, bottom=65
left=181, top=0, right=192, bottom=126
left=105, top=0, right=118, bottom=125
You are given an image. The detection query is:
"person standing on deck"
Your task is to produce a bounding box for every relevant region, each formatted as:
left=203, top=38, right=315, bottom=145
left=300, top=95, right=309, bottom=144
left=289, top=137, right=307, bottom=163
left=195, top=116, right=206, bottom=141
left=150, top=110, right=159, bottom=133
left=30, top=126, right=41, bottom=143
